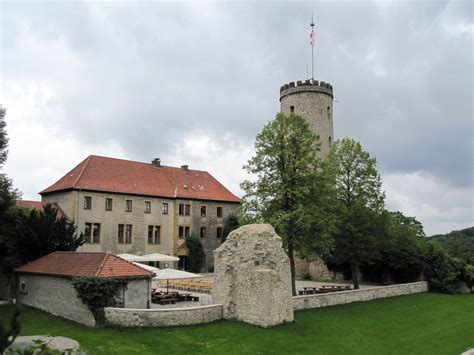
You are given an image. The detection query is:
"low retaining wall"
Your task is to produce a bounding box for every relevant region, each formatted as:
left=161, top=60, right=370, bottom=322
left=104, top=304, right=223, bottom=327
left=293, top=281, right=428, bottom=311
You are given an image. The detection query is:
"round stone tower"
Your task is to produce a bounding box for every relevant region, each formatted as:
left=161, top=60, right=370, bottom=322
left=280, top=79, right=334, bottom=160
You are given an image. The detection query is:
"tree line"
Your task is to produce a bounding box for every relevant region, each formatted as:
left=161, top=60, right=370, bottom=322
left=239, top=112, right=473, bottom=295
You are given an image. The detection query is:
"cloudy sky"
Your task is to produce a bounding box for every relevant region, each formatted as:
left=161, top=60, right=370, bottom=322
left=1, top=0, right=472, bottom=235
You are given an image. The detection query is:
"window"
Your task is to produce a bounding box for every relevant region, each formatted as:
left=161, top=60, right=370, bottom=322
left=20, top=280, right=27, bottom=294
left=200, top=205, right=207, bottom=217
left=290, top=105, right=295, bottom=113
left=327, top=106, right=331, bottom=119
left=145, top=201, right=151, bottom=214
left=179, top=203, right=191, bottom=216
left=179, top=226, right=190, bottom=239
left=84, top=196, right=92, bottom=209
left=217, top=206, right=223, bottom=218
left=125, top=224, right=133, bottom=244
left=105, top=198, right=113, bottom=211
left=200, top=227, right=206, bottom=239
left=148, top=225, right=161, bottom=244
left=216, top=227, right=223, bottom=239
left=118, top=224, right=133, bottom=244
left=328, top=136, right=332, bottom=146
left=118, top=224, right=124, bottom=244
left=85, top=222, right=100, bottom=243
left=125, top=199, right=133, bottom=212
left=162, top=203, right=168, bottom=215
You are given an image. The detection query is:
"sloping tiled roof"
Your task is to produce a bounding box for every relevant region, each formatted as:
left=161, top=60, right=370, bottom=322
left=16, top=200, right=45, bottom=211
left=15, top=251, right=154, bottom=278
left=40, top=155, right=240, bottom=203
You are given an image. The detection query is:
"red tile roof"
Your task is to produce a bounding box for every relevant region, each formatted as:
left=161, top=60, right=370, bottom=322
left=16, top=200, right=45, bottom=211
left=40, top=155, right=240, bottom=203
left=15, top=251, right=154, bottom=278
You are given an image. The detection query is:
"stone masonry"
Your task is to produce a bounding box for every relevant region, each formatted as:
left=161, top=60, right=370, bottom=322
left=212, top=224, right=294, bottom=328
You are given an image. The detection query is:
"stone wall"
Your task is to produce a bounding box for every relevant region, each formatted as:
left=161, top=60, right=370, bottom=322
left=293, top=281, right=428, bottom=311
left=123, top=279, right=150, bottom=309
left=104, top=304, right=223, bottom=327
left=213, top=224, right=294, bottom=328
left=17, top=274, right=96, bottom=326
left=294, top=256, right=333, bottom=280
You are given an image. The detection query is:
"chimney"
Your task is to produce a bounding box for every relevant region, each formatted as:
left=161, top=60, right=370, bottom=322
left=181, top=164, right=189, bottom=172
left=151, top=158, right=161, bottom=168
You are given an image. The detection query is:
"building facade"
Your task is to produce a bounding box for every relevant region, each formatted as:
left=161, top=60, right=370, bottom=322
left=40, top=155, right=240, bottom=271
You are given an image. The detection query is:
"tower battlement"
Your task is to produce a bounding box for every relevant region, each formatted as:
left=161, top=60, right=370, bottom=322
left=280, top=79, right=333, bottom=101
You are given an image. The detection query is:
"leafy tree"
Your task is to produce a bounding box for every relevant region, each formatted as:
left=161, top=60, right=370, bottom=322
left=424, top=243, right=462, bottom=294
left=0, top=105, right=8, bottom=167
left=241, top=113, right=334, bottom=295
left=222, top=214, right=240, bottom=242
left=375, top=211, right=427, bottom=283
left=185, top=233, right=205, bottom=272
left=430, top=227, right=474, bottom=265
left=326, top=138, right=385, bottom=289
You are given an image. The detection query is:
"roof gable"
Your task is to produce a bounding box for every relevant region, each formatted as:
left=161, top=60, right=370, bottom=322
left=15, top=251, right=153, bottom=278
left=40, top=155, right=240, bottom=203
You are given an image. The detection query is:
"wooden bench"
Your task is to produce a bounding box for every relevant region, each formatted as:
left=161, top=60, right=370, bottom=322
left=158, top=298, right=178, bottom=305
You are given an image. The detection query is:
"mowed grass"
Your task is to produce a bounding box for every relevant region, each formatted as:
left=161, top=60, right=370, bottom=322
left=1, top=293, right=472, bottom=355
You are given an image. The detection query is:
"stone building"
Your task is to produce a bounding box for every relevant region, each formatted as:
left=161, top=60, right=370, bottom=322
left=39, top=155, right=240, bottom=271
left=15, top=251, right=153, bottom=326
left=280, top=79, right=335, bottom=279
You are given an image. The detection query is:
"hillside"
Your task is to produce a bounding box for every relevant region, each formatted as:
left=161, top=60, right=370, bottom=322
left=429, top=227, right=474, bottom=263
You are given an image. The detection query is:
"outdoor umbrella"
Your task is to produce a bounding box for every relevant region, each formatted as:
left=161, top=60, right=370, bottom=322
left=141, top=253, right=179, bottom=262
left=117, top=253, right=149, bottom=262
left=152, top=268, right=202, bottom=293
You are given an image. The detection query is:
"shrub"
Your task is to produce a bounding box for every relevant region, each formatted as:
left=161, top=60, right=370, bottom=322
left=185, top=234, right=205, bottom=272
left=425, top=244, right=462, bottom=294
left=0, top=306, right=20, bottom=353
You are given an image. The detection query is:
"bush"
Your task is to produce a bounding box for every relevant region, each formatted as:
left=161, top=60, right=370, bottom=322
left=0, top=306, right=20, bottom=353
left=425, top=244, right=462, bottom=294
left=185, top=234, right=205, bottom=272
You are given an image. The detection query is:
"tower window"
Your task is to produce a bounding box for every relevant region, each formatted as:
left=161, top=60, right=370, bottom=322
left=327, top=106, right=331, bottom=119
left=290, top=106, right=295, bottom=113
left=329, top=136, right=332, bottom=146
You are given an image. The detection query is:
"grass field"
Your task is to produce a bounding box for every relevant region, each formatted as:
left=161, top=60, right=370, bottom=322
left=1, top=293, right=473, bottom=354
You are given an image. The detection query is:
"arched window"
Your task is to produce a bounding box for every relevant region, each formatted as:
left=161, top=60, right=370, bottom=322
left=290, top=106, right=295, bottom=113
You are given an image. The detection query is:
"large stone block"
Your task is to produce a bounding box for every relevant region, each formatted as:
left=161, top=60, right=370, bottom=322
left=212, top=224, right=294, bottom=327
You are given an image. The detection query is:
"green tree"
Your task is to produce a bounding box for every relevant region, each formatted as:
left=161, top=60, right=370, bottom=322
left=327, top=138, right=385, bottom=289
left=0, top=106, right=8, bottom=167
left=185, top=233, right=205, bottom=272
left=241, top=113, right=334, bottom=295
left=222, top=214, right=240, bottom=242
left=377, top=211, right=427, bottom=282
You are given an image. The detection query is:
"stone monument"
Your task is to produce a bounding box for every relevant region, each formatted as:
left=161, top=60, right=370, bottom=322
left=212, top=224, right=294, bottom=327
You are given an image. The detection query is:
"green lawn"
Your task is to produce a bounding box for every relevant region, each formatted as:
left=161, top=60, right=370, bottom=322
left=1, top=293, right=473, bottom=354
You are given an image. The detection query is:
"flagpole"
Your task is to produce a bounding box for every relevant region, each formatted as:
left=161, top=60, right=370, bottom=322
left=311, top=14, right=315, bottom=80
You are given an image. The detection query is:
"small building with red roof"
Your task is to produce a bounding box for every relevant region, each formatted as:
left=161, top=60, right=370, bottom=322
left=15, top=251, right=154, bottom=326
left=39, top=155, right=240, bottom=271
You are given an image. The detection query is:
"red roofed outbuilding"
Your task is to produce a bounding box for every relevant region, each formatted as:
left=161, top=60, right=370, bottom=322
left=39, top=155, right=240, bottom=272
left=15, top=251, right=153, bottom=326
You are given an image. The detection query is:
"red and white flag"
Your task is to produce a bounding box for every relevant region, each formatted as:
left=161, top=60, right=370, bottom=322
left=309, top=28, right=315, bottom=46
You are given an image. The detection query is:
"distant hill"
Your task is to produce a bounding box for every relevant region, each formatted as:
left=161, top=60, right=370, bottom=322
left=429, top=227, right=474, bottom=264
